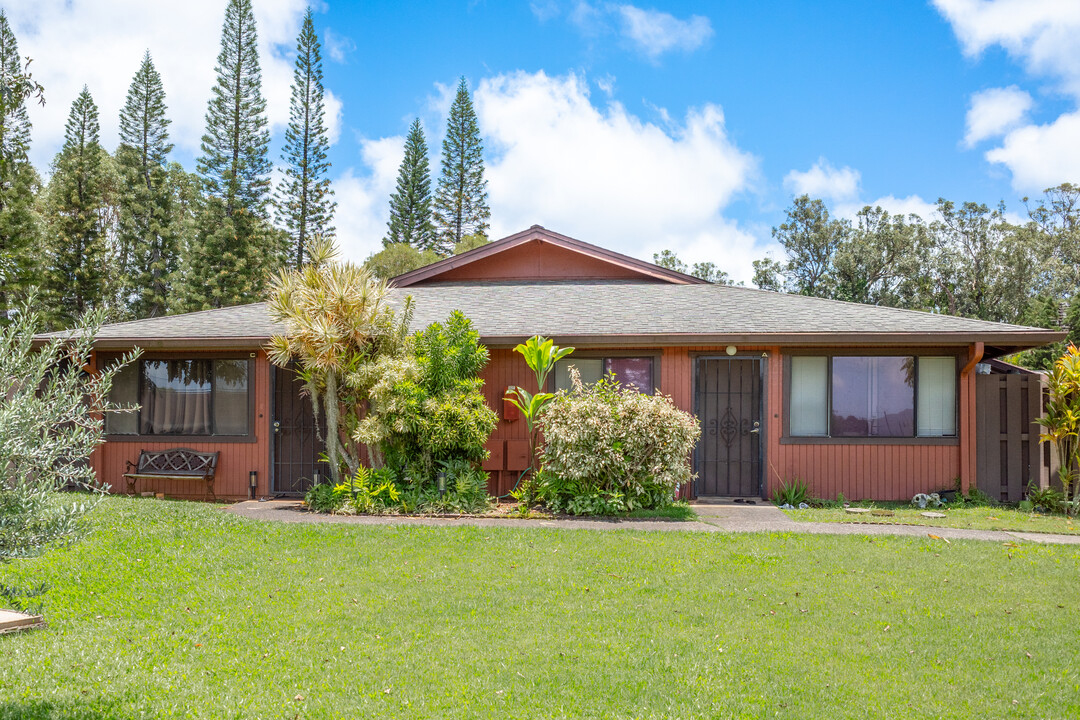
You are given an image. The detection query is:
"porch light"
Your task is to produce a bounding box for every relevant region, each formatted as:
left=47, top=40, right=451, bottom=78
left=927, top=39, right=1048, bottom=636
left=725, top=345, right=737, bottom=356
left=248, top=471, right=257, bottom=499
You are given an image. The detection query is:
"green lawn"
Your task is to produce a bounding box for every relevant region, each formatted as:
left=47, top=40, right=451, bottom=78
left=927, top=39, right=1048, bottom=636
left=1, top=498, right=1079, bottom=719
left=783, top=503, right=1080, bottom=536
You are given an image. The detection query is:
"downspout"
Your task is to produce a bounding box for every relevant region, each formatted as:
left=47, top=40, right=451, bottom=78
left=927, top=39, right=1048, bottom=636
left=959, top=342, right=984, bottom=494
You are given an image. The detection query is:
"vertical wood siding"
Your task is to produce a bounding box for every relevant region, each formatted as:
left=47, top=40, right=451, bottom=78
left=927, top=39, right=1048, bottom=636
left=93, top=352, right=272, bottom=500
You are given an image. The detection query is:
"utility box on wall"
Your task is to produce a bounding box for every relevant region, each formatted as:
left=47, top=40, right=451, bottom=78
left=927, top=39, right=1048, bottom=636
left=502, top=388, right=520, bottom=422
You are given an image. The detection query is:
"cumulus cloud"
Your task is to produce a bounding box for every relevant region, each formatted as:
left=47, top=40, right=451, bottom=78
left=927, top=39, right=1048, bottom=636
left=963, top=85, right=1033, bottom=146
left=864, top=194, right=939, bottom=222
left=934, top=0, right=1080, bottom=190
left=985, top=110, right=1080, bottom=190
left=323, top=28, right=356, bottom=63
left=332, top=137, right=404, bottom=262
left=333, top=70, right=769, bottom=282
left=783, top=158, right=861, bottom=203
left=6, top=0, right=342, bottom=168
left=614, top=5, right=713, bottom=60
left=474, top=70, right=764, bottom=282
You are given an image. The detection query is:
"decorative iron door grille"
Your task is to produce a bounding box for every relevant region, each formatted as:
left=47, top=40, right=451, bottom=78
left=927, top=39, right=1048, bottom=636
left=694, top=357, right=763, bottom=497
left=271, top=364, right=329, bottom=495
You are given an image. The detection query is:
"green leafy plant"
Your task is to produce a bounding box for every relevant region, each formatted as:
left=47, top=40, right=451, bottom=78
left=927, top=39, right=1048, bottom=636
left=772, top=477, right=809, bottom=506
left=505, top=335, right=574, bottom=473
left=303, top=481, right=347, bottom=513
left=1027, top=483, right=1065, bottom=514
left=536, top=372, right=698, bottom=516
left=1036, top=344, right=1080, bottom=513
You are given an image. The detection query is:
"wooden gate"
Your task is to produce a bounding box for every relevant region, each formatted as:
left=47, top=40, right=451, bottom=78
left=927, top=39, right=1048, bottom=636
left=975, top=373, right=1055, bottom=502
left=694, top=357, right=763, bottom=497
left=271, top=364, right=329, bottom=495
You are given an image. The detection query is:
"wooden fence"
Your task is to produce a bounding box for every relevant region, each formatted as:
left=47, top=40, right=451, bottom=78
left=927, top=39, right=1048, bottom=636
left=975, top=373, right=1056, bottom=502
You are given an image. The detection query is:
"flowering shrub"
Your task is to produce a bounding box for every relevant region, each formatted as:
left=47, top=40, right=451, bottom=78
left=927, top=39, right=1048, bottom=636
left=536, top=372, right=699, bottom=515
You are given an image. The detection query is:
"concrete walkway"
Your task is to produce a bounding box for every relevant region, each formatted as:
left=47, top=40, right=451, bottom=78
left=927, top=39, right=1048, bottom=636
left=227, top=499, right=1080, bottom=545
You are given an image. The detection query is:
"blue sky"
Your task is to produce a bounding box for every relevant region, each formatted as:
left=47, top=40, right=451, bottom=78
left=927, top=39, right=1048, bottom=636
left=9, top=0, right=1080, bottom=282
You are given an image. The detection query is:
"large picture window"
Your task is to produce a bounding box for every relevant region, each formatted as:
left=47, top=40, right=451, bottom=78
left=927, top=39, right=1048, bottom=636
left=106, top=358, right=251, bottom=437
left=788, top=355, right=956, bottom=439
left=553, top=356, right=655, bottom=394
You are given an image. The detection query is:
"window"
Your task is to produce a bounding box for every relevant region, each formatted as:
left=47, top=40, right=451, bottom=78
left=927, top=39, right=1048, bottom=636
left=553, top=356, right=655, bottom=394
left=106, top=358, right=251, bottom=437
left=788, top=355, right=956, bottom=439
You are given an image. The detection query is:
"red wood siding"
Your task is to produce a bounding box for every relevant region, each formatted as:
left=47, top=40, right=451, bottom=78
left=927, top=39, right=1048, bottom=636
left=92, top=351, right=272, bottom=500
left=416, top=241, right=668, bottom=284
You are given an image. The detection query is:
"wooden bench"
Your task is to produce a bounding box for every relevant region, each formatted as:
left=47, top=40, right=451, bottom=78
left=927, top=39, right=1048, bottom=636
left=124, top=448, right=219, bottom=500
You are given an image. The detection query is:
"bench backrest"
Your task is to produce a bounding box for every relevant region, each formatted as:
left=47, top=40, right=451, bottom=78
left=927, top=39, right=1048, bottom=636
left=136, top=448, right=219, bottom=476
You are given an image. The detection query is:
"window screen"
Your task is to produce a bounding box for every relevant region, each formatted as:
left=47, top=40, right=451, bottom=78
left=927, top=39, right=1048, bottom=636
left=917, top=357, right=956, bottom=437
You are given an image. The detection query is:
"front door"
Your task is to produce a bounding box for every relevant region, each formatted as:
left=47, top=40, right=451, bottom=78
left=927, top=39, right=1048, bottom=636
left=271, top=364, right=329, bottom=495
left=694, top=357, right=763, bottom=497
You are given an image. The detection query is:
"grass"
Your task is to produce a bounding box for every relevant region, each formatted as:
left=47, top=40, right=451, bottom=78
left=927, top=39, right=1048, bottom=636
left=0, top=497, right=1078, bottom=719
left=783, top=502, right=1080, bottom=535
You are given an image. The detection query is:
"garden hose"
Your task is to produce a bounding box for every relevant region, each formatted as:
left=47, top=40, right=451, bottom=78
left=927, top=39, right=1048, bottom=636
left=497, top=467, right=531, bottom=500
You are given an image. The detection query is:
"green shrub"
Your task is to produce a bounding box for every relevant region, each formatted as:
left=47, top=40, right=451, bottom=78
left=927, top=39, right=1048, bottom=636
left=772, top=477, right=809, bottom=506
left=304, top=482, right=347, bottom=513
left=537, top=373, right=699, bottom=515
left=1028, top=483, right=1066, bottom=514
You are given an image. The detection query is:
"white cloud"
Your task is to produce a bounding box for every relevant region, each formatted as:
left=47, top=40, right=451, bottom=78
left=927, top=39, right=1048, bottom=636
left=614, top=5, right=712, bottom=60
left=474, top=70, right=764, bottom=283
left=934, top=0, right=1080, bottom=95
left=985, top=110, right=1080, bottom=190
left=332, top=137, right=404, bottom=262
left=783, top=158, right=861, bottom=202
left=864, top=194, right=939, bottom=222
left=549, top=2, right=711, bottom=61
left=963, top=85, right=1033, bottom=146
left=934, top=0, right=1080, bottom=190
left=323, top=28, right=355, bottom=63
left=6, top=0, right=342, bottom=169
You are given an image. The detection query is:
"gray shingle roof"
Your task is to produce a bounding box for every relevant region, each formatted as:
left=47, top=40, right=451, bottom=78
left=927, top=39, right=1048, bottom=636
left=44, top=281, right=1062, bottom=353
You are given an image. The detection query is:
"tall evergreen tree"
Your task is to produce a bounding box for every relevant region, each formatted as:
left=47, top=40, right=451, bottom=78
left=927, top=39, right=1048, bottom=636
left=433, top=77, right=489, bottom=254
left=0, top=12, right=42, bottom=318
left=276, top=8, right=334, bottom=269
left=181, top=0, right=282, bottom=310
left=116, top=51, right=178, bottom=318
left=41, top=87, right=117, bottom=327
left=386, top=118, right=435, bottom=250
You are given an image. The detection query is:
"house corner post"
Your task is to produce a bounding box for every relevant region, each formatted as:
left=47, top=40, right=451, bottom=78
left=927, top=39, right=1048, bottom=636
left=959, top=342, right=984, bottom=494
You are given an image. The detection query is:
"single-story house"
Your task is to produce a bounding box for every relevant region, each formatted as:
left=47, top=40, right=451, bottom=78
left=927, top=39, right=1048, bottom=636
left=51, top=226, right=1065, bottom=502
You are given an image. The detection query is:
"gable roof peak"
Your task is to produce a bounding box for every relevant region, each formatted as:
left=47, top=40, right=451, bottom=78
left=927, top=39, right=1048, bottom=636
left=391, top=225, right=707, bottom=287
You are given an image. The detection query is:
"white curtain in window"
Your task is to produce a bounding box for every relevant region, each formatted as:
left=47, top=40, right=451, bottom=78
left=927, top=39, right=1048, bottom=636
left=790, top=356, right=828, bottom=436
left=917, top=357, right=956, bottom=436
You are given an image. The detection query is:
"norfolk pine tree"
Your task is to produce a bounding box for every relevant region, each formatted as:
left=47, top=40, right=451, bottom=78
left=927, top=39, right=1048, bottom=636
left=386, top=118, right=436, bottom=250
left=41, top=87, right=117, bottom=327
left=433, top=77, right=489, bottom=254
left=276, top=8, right=334, bottom=269
left=0, top=12, right=43, bottom=319
left=116, top=51, right=179, bottom=318
left=182, top=0, right=283, bottom=310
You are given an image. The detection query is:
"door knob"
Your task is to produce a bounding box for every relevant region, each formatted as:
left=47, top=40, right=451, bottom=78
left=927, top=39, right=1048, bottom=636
left=273, top=421, right=281, bottom=434
left=750, top=421, right=760, bottom=434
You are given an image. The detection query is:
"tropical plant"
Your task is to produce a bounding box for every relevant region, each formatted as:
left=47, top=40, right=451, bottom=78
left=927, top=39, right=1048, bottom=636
left=1036, top=344, right=1080, bottom=512
left=537, top=370, right=699, bottom=515
left=505, top=335, right=574, bottom=473
left=772, top=477, right=809, bottom=506
left=266, top=235, right=413, bottom=484
left=358, top=310, right=497, bottom=487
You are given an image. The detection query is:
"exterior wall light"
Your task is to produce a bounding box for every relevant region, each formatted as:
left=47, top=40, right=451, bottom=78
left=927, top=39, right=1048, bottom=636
left=725, top=345, right=737, bottom=356
left=437, top=470, right=447, bottom=497
left=248, top=471, right=257, bottom=500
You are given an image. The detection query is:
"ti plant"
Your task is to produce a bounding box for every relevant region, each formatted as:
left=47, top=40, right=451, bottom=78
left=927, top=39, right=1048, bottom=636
left=506, top=335, right=574, bottom=474
left=1037, top=344, right=1080, bottom=513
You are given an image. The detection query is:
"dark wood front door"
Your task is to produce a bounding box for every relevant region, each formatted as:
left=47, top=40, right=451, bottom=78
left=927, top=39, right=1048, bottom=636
left=271, top=364, right=329, bottom=495
left=694, top=357, right=763, bottom=497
